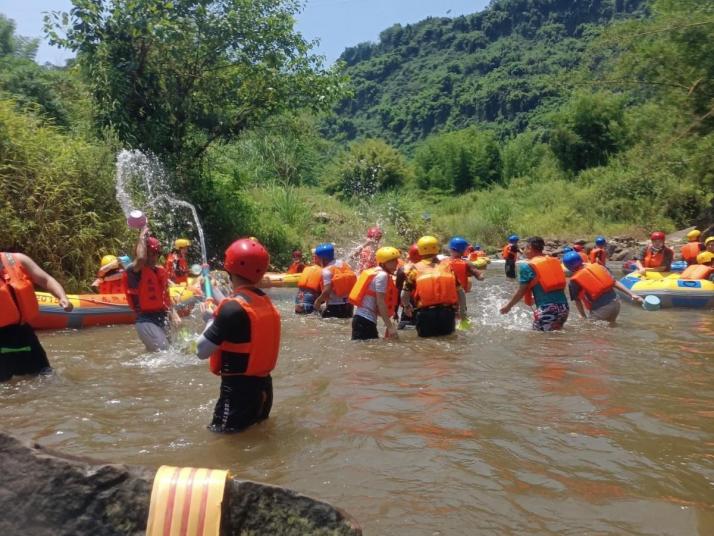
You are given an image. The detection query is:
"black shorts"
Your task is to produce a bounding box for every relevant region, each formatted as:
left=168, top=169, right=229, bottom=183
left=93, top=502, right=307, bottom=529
left=210, top=375, right=273, bottom=433
left=0, top=324, right=51, bottom=382
left=322, top=303, right=354, bottom=318
left=505, top=259, right=517, bottom=279
left=351, top=314, right=379, bottom=340
left=415, top=306, right=456, bottom=338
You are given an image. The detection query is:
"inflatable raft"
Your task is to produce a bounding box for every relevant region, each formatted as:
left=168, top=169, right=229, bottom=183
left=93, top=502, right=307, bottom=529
left=259, top=272, right=301, bottom=289
left=31, top=286, right=197, bottom=330
left=618, top=272, right=714, bottom=309
left=622, top=259, right=686, bottom=274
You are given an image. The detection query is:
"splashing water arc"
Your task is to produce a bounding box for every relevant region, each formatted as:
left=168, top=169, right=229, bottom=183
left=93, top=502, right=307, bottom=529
left=114, top=149, right=208, bottom=264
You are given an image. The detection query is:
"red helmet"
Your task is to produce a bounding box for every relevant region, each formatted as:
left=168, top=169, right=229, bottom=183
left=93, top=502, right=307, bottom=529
left=224, top=238, right=270, bottom=283
left=292, top=249, right=302, bottom=258
left=367, top=226, right=383, bottom=239
left=650, top=231, right=665, bottom=241
left=146, top=237, right=162, bottom=253
left=572, top=244, right=584, bottom=252
left=408, top=243, right=421, bottom=262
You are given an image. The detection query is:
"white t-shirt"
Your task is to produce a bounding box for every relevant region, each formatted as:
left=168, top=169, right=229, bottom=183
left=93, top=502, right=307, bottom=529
left=322, top=260, right=349, bottom=305
left=354, top=269, right=389, bottom=323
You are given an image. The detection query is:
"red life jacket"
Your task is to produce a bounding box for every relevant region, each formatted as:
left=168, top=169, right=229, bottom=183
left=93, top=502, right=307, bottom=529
left=348, top=267, right=398, bottom=312
left=448, top=258, right=472, bottom=292
left=297, top=265, right=322, bottom=293
left=680, top=242, right=702, bottom=265
left=124, top=266, right=170, bottom=313
left=680, top=264, right=714, bottom=280
left=570, top=263, right=615, bottom=310
left=325, top=263, right=357, bottom=297
left=0, top=253, right=39, bottom=327
left=98, top=270, right=125, bottom=295
left=588, top=247, right=607, bottom=266
left=414, top=260, right=458, bottom=308
left=643, top=246, right=673, bottom=268
left=209, top=288, right=281, bottom=377
left=165, top=252, right=188, bottom=284
left=524, top=256, right=567, bottom=306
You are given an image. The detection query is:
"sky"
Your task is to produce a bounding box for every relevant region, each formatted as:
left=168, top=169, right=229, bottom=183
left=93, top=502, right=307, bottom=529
left=0, top=0, right=490, bottom=66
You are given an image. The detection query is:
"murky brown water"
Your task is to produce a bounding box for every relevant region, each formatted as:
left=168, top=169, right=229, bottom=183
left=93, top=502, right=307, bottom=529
left=2, top=268, right=714, bottom=535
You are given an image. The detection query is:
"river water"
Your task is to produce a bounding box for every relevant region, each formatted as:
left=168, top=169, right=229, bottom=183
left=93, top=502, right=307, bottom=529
left=2, top=267, right=713, bottom=535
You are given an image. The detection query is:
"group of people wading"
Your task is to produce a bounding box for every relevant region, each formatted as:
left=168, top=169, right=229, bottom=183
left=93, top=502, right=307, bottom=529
left=2, top=226, right=713, bottom=433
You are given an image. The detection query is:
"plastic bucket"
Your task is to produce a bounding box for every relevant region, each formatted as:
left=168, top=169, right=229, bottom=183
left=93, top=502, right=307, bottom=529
left=127, top=210, right=147, bottom=229
left=642, top=295, right=661, bottom=311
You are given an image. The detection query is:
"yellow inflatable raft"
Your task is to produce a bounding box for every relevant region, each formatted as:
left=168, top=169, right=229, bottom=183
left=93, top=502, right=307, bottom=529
left=618, top=271, right=714, bottom=309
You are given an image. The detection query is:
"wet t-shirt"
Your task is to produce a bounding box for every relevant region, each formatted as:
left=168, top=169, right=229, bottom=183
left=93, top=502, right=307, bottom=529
left=518, top=262, right=568, bottom=306
left=322, top=260, right=350, bottom=305
left=354, top=270, right=389, bottom=324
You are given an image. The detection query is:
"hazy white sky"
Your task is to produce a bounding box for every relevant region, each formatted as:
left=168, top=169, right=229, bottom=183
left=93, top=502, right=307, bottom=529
left=0, top=0, right=489, bottom=65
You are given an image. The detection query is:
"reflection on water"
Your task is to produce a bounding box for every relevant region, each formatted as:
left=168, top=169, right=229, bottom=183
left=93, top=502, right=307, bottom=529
left=1, top=269, right=713, bottom=535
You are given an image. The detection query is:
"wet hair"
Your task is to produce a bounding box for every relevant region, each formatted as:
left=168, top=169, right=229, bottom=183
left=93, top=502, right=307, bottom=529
left=526, top=236, right=545, bottom=252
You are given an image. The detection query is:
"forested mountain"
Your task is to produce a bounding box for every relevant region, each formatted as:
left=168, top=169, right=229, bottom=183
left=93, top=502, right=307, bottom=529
left=324, top=0, right=648, bottom=146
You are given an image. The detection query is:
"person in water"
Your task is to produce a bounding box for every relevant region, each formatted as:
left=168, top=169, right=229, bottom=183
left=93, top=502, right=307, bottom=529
left=287, top=250, right=305, bottom=274
left=680, top=230, right=703, bottom=266
left=294, top=250, right=322, bottom=314
left=588, top=236, right=608, bottom=267
left=500, top=236, right=569, bottom=331
left=91, top=254, right=127, bottom=294
left=634, top=231, right=673, bottom=274
left=313, top=243, right=356, bottom=318
left=501, top=235, right=520, bottom=279
left=563, top=251, right=642, bottom=323
left=350, top=226, right=383, bottom=272
left=0, top=251, right=73, bottom=381
left=196, top=238, right=280, bottom=433
left=349, top=246, right=400, bottom=340
left=679, top=251, right=714, bottom=281
left=394, top=243, right=420, bottom=329
left=401, top=235, right=459, bottom=337
left=706, top=236, right=714, bottom=254
left=447, top=236, right=485, bottom=325
left=165, top=238, right=191, bottom=284
left=124, top=227, right=180, bottom=352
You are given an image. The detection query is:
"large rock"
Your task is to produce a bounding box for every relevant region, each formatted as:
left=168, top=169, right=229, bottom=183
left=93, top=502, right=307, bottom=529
left=0, top=432, right=361, bottom=536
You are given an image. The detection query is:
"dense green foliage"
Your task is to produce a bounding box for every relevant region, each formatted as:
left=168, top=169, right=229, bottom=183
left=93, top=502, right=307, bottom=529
left=324, top=0, right=648, bottom=147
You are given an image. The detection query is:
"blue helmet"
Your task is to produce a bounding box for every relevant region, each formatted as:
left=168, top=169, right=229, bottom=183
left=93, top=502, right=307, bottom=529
left=315, top=243, right=335, bottom=261
left=474, top=244, right=481, bottom=251
left=595, top=236, right=606, bottom=246
left=508, top=234, right=519, bottom=243
left=563, top=251, right=583, bottom=271
left=449, top=236, right=469, bottom=253
left=562, top=246, right=573, bottom=254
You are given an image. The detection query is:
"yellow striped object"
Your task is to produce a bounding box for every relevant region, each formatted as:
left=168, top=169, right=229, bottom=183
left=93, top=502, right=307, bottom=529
left=146, top=465, right=229, bottom=536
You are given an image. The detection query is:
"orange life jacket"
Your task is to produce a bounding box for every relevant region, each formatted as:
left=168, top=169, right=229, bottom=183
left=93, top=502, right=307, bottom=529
left=680, top=264, right=714, bottom=280
left=448, top=258, right=472, bottom=292
left=209, top=288, right=281, bottom=377
left=0, top=252, right=39, bottom=327
left=523, top=256, right=567, bottom=306
left=287, top=261, right=304, bottom=274
left=570, top=263, right=615, bottom=310
left=502, top=244, right=516, bottom=261
left=578, top=251, right=589, bottom=263
left=680, top=242, right=702, bottom=265
left=124, top=266, right=170, bottom=313
left=297, top=265, right=322, bottom=293
left=98, top=270, right=125, bottom=295
left=588, top=247, right=607, bottom=266
left=165, top=252, right=188, bottom=284
left=414, top=260, right=458, bottom=308
left=348, top=267, right=398, bottom=312
left=325, top=263, right=357, bottom=298
left=643, top=246, right=672, bottom=269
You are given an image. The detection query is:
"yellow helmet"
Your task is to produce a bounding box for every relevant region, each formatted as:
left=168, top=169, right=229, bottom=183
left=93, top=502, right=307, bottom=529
left=174, top=238, right=191, bottom=249
left=100, top=255, right=117, bottom=268
left=706, top=236, right=714, bottom=247
left=696, top=251, right=714, bottom=264
left=375, top=246, right=401, bottom=264
left=687, top=229, right=701, bottom=241
left=417, top=235, right=440, bottom=256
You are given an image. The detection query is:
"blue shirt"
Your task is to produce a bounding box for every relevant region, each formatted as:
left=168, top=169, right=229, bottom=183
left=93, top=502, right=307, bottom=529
left=518, top=262, right=568, bottom=306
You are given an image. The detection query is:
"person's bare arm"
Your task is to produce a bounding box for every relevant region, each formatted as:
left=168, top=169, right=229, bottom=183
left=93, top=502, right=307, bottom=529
left=376, top=291, right=397, bottom=338
left=133, top=226, right=149, bottom=272
left=500, top=284, right=528, bottom=314
left=17, top=253, right=72, bottom=311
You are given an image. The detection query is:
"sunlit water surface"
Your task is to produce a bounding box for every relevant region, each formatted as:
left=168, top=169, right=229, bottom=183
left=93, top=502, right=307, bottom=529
left=2, top=268, right=713, bottom=535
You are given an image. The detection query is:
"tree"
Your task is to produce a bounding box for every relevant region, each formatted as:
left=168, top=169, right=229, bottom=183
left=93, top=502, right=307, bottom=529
left=45, top=0, right=346, bottom=181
